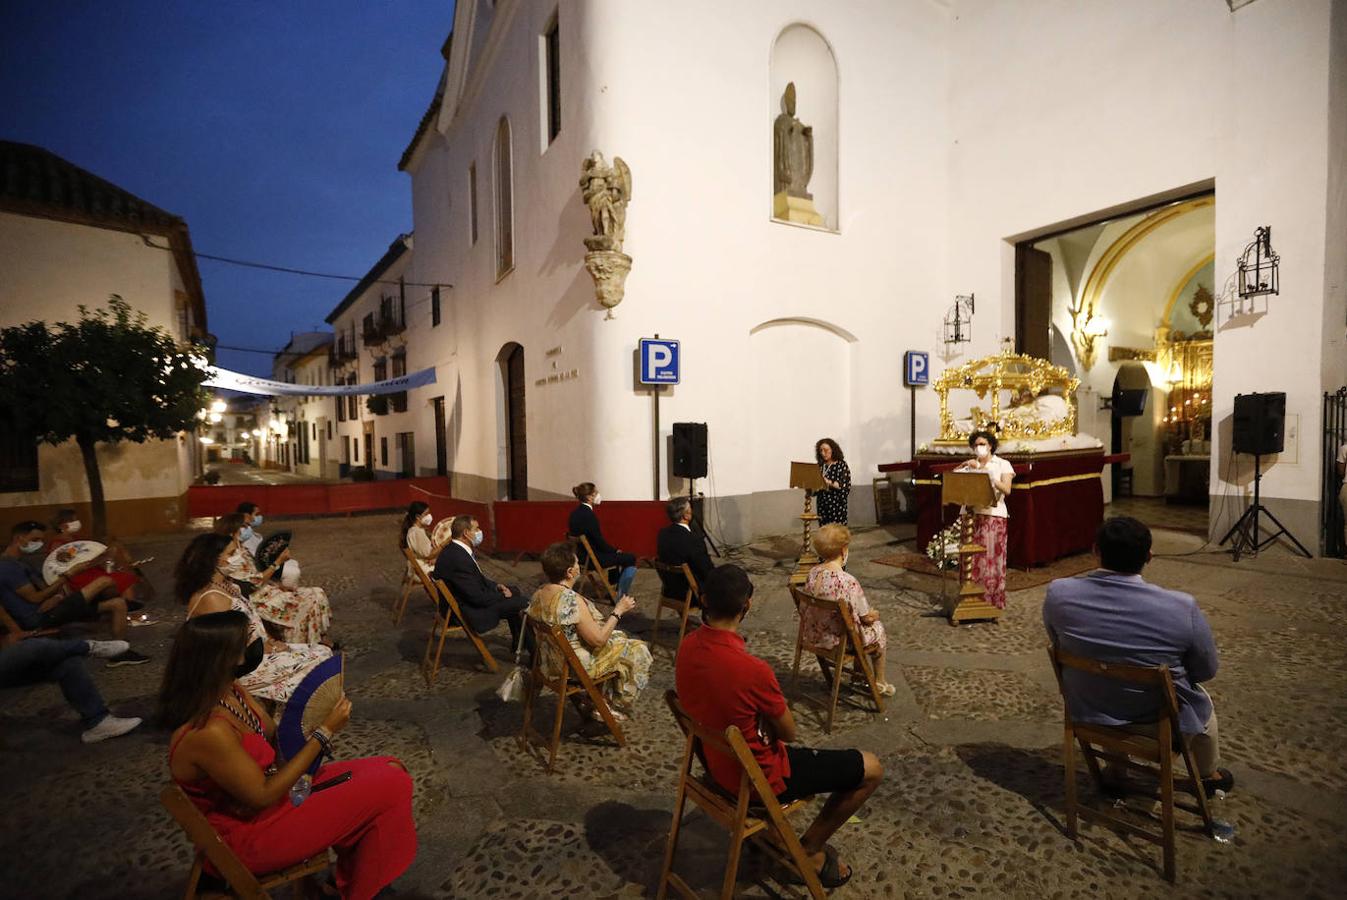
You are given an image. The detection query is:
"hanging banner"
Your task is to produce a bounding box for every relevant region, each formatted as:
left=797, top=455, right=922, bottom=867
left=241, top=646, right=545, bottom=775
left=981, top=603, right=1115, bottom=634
left=205, top=366, right=437, bottom=397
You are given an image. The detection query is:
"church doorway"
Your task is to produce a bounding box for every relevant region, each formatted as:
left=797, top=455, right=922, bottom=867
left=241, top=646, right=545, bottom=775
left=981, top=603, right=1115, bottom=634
left=497, top=343, right=528, bottom=500
left=1013, top=191, right=1215, bottom=535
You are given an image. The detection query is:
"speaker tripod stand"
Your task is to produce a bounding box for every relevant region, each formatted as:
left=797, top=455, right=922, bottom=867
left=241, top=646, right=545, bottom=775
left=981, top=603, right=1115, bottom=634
left=1218, top=452, right=1311, bottom=561
left=685, top=478, right=722, bottom=558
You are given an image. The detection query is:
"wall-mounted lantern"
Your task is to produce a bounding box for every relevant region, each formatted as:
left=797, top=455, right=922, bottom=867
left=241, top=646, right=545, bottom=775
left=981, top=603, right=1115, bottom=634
left=1237, top=226, right=1279, bottom=299
left=943, top=294, right=975, bottom=346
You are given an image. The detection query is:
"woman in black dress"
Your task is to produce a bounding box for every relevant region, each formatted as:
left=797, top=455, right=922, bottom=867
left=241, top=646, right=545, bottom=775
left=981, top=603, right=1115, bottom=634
left=815, top=438, right=851, bottom=526
left=567, top=482, right=638, bottom=596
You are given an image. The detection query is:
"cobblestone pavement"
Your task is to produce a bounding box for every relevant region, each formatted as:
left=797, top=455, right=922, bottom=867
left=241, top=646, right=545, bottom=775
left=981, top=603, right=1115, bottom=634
left=3, top=513, right=1345, bottom=898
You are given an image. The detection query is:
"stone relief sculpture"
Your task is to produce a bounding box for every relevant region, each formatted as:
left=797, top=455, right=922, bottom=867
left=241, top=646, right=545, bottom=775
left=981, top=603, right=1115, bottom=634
left=772, top=82, right=823, bottom=226
left=580, top=151, right=632, bottom=318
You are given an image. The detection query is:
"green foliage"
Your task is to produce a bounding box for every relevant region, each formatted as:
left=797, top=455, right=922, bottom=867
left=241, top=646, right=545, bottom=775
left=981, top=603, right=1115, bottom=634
left=0, top=295, right=210, bottom=447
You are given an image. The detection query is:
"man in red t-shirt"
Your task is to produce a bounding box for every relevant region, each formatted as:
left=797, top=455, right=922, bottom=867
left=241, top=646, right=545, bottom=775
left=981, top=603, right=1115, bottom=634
left=675, top=564, right=883, bottom=889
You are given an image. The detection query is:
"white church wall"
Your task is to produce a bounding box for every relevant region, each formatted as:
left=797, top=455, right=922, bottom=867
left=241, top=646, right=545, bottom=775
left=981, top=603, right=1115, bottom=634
left=947, top=0, right=1338, bottom=548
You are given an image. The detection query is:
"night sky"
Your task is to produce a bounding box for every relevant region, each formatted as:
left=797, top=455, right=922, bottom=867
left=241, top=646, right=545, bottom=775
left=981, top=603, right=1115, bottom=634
left=1, top=2, right=454, bottom=376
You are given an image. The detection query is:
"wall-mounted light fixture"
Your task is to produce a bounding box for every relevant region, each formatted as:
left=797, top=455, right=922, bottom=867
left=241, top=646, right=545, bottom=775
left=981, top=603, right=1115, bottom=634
left=1237, top=226, right=1279, bottom=299
left=943, top=293, right=975, bottom=345
left=1069, top=301, right=1111, bottom=372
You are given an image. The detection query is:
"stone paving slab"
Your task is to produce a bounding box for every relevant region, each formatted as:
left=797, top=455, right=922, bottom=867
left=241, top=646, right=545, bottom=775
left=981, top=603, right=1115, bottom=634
left=2, top=514, right=1345, bottom=898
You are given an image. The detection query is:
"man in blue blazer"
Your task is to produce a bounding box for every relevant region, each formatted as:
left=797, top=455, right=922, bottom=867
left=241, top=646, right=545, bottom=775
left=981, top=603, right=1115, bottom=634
left=431, top=515, right=528, bottom=650
left=1043, top=516, right=1232, bottom=795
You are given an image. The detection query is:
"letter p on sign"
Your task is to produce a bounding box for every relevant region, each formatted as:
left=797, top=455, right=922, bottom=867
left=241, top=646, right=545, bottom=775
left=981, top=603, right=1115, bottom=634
left=904, top=350, right=929, bottom=387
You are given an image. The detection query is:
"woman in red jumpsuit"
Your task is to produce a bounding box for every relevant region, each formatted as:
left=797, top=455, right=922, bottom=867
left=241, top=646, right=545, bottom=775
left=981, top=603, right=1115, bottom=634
left=161, top=611, right=416, bottom=899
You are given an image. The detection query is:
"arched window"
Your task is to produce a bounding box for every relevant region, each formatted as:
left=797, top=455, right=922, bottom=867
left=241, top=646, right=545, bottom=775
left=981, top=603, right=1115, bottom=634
left=494, top=117, right=514, bottom=278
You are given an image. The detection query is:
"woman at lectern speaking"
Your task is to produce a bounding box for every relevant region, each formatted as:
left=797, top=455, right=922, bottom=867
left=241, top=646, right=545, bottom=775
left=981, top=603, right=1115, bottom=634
left=955, top=431, right=1015, bottom=609
left=815, top=438, right=851, bottom=526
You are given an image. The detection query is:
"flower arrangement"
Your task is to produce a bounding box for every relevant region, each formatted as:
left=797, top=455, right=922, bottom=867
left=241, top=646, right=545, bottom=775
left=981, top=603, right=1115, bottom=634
left=924, top=520, right=964, bottom=571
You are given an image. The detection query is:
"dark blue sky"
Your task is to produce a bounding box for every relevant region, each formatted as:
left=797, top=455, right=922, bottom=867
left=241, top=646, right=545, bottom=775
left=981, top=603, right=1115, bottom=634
left=1, top=2, right=454, bottom=376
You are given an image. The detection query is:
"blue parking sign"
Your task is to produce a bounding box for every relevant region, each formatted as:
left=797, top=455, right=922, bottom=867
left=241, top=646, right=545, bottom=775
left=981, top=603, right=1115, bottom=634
left=904, top=350, right=929, bottom=386
left=639, top=338, right=680, bottom=385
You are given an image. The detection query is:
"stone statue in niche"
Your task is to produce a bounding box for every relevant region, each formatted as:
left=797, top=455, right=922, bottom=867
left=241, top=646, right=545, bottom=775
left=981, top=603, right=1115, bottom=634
left=772, top=82, right=823, bottom=226
left=580, top=151, right=633, bottom=318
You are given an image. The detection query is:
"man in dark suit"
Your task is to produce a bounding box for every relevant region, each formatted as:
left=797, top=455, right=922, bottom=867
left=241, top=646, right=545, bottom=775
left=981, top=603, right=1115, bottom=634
left=656, top=497, right=713, bottom=602
left=431, top=514, right=528, bottom=650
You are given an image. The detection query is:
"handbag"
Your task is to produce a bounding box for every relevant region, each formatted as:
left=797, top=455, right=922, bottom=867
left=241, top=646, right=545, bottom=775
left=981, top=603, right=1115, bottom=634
left=495, top=622, right=530, bottom=703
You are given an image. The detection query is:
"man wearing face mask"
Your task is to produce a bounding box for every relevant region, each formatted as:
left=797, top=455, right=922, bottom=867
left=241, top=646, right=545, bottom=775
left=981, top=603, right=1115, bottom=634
left=0, top=522, right=149, bottom=666
left=236, top=502, right=265, bottom=557
left=431, top=515, right=529, bottom=652
left=47, top=508, right=152, bottom=604
left=954, top=430, right=1015, bottom=610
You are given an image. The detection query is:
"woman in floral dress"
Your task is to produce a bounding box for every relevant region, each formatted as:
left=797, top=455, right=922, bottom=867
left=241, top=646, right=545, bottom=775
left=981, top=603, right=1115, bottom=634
left=214, top=513, right=331, bottom=644
left=803, top=524, right=895, bottom=695
left=528, top=541, right=652, bottom=716
left=954, top=430, right=1014, bottom=610
left=177, top=532, right=332, bottom=703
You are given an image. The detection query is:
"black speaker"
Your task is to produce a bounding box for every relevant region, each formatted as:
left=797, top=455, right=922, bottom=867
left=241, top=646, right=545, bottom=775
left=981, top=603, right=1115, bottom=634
left=672, top=422, right=708, bottom=479
left=1232, top=392, right=1285, bottom=455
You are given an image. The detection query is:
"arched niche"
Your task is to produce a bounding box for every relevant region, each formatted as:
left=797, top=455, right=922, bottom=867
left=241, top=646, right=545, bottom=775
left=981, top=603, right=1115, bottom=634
left=769, top=24, right=838, bottom=230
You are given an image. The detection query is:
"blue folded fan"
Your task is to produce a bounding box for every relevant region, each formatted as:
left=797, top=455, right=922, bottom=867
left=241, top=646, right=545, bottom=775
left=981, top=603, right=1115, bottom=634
left=277, top=653, right=344, bottom=774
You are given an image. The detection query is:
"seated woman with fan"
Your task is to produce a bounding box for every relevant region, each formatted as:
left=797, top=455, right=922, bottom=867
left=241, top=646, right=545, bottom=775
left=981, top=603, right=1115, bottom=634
left=400, top=501, right=443, bottom=578
left=178, top=532, right=332, bottom=704
left=213, top=514, right=331, bottom=645
left=46, top=508, right=153, bottom=604
left=161, top=610, right=416, bottom=899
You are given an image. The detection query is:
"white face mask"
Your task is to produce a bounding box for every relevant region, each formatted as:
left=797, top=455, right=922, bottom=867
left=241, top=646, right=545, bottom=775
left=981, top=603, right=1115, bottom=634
left=975, top=445, right=991, bottom=459
left=592, top=493, right=602, bottom=506
left=20, top=540, right=44, bottom=554
left=471, top=529, right=484, bottom=546
left=251, top=514, right=264, bottom=526
left=420, top=513, right=433, bottom=526
left=65, top=520, right=82, bottom=533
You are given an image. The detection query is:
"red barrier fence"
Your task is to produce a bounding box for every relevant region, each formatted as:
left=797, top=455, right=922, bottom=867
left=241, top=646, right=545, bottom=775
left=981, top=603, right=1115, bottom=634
left=186, top=478, right=670, bottom=556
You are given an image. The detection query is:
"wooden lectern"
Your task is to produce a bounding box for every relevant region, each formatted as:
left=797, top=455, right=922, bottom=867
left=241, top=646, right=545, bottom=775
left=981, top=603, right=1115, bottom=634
left=941, top=470, right=1003, bottom=624
left=790, top=461, right=827, bottom=585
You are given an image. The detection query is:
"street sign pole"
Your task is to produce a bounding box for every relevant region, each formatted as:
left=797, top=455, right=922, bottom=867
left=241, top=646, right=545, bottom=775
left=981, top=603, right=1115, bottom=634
left=910, top=385, right=916, bottom=460
left=638, top=334, right=681, bottom=500
left=652, top=333, right=661, bottom=500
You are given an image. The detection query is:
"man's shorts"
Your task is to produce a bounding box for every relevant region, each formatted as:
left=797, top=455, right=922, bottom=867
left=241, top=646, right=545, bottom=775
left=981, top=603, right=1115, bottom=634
left=38, top=592, right=95, bottom=628
left=778, top=746, right=865, bottom=802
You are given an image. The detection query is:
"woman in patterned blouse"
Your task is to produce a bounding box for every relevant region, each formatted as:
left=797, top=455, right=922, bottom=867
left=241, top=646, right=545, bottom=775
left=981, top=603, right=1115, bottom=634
left=815, top=438, right=852, bottom=526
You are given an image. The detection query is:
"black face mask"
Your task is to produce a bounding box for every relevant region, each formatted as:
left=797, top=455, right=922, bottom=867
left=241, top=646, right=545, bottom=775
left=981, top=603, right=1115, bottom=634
left=235, top=637, right=264, bottom=678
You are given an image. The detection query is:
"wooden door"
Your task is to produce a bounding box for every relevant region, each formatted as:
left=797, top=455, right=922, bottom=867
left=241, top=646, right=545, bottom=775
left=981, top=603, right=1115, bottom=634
left=432, top=396, right=447, bottom=476
left=1015, top=243, right=1053, bottom=360
left=363, top=422, right=375, bottom=473
left=505, top=345, right=527, bottom=499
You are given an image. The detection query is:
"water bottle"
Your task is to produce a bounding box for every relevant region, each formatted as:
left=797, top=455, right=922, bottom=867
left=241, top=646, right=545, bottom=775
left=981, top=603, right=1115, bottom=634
left=289, top=773, right=312, bottom=807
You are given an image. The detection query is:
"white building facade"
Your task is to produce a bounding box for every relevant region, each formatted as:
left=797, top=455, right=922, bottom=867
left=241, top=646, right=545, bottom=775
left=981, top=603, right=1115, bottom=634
left=0, top=141, right=210, bottom=536
left=386, top=0, right=1343, bottom=548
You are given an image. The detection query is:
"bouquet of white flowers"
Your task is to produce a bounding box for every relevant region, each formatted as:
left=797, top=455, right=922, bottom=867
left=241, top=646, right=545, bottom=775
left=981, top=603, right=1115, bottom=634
left=924, top=520, right=963, bottom=571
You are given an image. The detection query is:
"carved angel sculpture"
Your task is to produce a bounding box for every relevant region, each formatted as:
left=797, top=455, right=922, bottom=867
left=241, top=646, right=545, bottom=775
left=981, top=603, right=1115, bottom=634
left=580, top=151, right=632, bottom=253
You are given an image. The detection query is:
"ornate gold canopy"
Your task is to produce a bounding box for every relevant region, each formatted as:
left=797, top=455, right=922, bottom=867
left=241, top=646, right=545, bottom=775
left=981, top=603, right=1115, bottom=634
left=933, top=347, right=1080, bottom=443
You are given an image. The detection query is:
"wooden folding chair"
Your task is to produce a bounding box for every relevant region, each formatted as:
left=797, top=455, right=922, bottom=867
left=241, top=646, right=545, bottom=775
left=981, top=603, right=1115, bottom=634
left=787, top=585, right=884, bottom=733
left=649, top=560, right=700, bottom=651
left=1047, top=645, right=1220, bottom=883
left=519, top=615, right=626, bottom=771
left=657, top=690, right=825, bottom=900
left=420, top=575, right=499, bottom=684
left=393, top=548, right=429, bottom=625
left=161, top=783, right=330, bottom=899
left=571, top=533, right=620, bottom=605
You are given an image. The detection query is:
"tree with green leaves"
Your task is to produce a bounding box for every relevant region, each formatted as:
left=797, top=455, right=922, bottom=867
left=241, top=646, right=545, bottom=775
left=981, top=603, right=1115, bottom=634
left=0, top=295, right=211, bottom=537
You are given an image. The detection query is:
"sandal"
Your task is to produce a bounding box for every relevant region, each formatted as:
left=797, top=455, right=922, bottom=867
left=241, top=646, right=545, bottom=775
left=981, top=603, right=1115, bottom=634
left=789, top=845, right=852, bottom=890
left=876, top=682, right=897, bottom=697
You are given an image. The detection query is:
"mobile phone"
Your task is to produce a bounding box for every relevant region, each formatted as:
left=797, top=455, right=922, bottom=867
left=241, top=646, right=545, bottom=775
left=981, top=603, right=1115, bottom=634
left=312, top=771, right=352, bottom=793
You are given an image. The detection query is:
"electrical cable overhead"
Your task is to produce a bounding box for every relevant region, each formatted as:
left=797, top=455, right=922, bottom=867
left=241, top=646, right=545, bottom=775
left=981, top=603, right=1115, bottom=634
left=140, top=237, right=452, bottom=289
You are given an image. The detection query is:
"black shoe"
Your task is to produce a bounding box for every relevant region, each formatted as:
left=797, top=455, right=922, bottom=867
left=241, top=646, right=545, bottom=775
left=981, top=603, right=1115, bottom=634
left=1201, top=768, right=1234, bottom=797
left=107, top=649, right=150, bottom=667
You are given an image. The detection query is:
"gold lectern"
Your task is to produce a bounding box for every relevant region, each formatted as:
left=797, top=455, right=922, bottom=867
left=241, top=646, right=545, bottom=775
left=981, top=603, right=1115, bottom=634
left=941, top=470, right=1003, bottom=625
left=789, top=461, right=827, bottom=585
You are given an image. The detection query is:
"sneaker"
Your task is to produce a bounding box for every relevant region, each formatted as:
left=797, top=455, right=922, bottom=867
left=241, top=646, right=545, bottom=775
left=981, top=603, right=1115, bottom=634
left=81, top=714, right=143, bottom=743
left=86, top=640, right=130, bottom=658
left=106, top=649, right=150, bottom=667
left=1201, top=768, right=1235, bottom=798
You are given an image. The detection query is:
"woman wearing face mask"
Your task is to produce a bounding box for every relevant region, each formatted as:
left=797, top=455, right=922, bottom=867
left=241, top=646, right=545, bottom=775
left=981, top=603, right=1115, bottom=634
left=802, top=524, right=895, bottom=695
left=177, top=532, right=331, bottom=703
left=47, top=508, right=150, bottom=603
left=213, top=513, right=331, bottom=645
left=400, top=501, right=441, bottom=577
left=815, top=439, right=851, bottom=526
left=160, top=610, right=416, bottom=899
left=955, top=430, right=1015, bottom=610
left=567, top=482, right=638, bottom=597
left=528, top=541, right=652, bottom=719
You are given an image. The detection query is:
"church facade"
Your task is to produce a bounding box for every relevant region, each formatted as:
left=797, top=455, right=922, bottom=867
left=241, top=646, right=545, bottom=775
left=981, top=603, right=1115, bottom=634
left=390, top=0, right=1344, bottom=549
